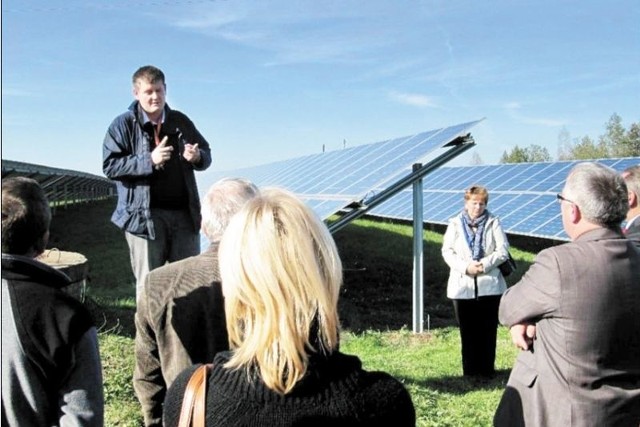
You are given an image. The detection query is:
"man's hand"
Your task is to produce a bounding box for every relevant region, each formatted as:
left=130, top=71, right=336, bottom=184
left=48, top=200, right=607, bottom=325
left=509, top=323, right=536, bottom=351
left=151, top=136, right=173, bottom=167
left=183, top=143, right=201, bottom=164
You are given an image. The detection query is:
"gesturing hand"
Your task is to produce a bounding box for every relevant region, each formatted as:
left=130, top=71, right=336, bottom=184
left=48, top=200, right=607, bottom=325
left=152, top=136, right=173, bottom=167
left=183, top=143, right=201, bottom=164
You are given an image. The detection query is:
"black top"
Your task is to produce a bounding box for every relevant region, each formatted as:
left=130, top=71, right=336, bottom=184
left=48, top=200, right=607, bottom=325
left=163, top=350, right=415, bottom=426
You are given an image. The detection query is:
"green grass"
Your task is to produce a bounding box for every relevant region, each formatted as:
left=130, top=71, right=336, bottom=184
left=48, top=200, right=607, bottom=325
left=47, top=199, right=538, bottom=427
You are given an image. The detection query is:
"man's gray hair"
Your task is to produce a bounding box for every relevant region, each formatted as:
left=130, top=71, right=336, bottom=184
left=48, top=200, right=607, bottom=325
left=201, top=178, right=259, bottom=243
left=564, top=162, right=628, bottom=228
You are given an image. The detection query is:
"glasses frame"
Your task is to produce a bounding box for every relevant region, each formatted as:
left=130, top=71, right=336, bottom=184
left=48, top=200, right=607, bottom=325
left=556, top=193, right=577, bottom=206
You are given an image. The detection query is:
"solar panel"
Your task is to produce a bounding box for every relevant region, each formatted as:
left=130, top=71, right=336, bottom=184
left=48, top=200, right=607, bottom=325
left=202, top=119, right=482, bottom=212
left=198, top=121, right=637, bottom=243
left=369, top=158, right=639, bottom=240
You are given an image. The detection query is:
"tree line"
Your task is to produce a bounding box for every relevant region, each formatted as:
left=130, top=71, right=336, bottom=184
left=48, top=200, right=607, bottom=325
left=496, top=114, right=640, bottom=164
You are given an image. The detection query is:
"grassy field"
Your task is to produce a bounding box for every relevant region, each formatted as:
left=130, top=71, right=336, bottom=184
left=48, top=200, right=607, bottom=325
left=47, top=199, right=537, bottom=426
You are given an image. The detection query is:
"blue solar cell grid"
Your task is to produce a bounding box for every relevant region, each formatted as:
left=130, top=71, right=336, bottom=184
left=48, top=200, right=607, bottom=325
left=369, top=157, right=639, bottom=240
left=204, top=119, right=482, bottom=212
left=201, top=119, right=638, bottom=242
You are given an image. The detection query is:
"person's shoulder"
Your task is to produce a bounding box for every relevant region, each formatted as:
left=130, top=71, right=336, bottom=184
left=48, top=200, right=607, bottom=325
left=355, top=368, right=416, bottom=424
left=359, top=368, right=410, bottom=394
left=331, top=352, right=409, bottom=396
left=166, top=108, right=193, bottom=124
left=146, top=252, right=211, bottom=280
left=108, top=109, right=136, bottom=128
left=447, top=214, right=462, bottom=225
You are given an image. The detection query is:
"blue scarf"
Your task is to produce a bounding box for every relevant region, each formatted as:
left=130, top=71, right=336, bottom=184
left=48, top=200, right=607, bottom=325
left=461, top=210, right=488, bottom=261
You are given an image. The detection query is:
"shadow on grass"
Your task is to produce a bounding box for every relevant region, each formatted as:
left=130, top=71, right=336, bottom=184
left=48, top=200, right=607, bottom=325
left=400, top=368, right=512, bottom=394
left=48, top=199, right=138, bottom=339
left=49, top=200, right=538, bottom=337
left=334, top=218, right=535, bottom=333
left=85, top=297, right=137, bottom=339
left=334, top=220, right=459, bottom=332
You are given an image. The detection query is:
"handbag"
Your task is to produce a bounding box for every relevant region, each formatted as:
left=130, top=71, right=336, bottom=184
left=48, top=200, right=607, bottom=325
left=177, top=364, right=212, bottom=427
left=498, top=252, right=517, bottom=277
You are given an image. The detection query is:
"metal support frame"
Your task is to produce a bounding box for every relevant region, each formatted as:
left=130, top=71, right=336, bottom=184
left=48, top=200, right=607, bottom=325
left=327, top=134, right=476, bottom=333
left=412, top=163, right=424, bottom=333
left=328, top=134, right=475, bottom=234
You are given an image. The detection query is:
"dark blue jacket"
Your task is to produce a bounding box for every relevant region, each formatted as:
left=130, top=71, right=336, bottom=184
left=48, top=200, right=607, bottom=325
left=102, top=102, right=211, bottom=239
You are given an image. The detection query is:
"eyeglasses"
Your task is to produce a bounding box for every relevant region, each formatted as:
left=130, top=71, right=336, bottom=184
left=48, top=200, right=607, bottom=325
left=556, top=193, right=577, bottom=206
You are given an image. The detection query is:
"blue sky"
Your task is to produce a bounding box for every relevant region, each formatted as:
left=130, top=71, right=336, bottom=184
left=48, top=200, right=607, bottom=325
left=2, top=0, right=639, bottom=178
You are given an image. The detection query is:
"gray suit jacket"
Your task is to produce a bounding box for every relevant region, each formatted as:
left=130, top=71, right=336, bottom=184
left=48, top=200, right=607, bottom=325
left=494, top=228, right=640, bottom=427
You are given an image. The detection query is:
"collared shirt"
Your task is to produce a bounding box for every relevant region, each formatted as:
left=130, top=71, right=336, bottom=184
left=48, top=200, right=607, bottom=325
left=625, top=214, right=640, bottom=231
left=141, top=109, right=165, bottom=126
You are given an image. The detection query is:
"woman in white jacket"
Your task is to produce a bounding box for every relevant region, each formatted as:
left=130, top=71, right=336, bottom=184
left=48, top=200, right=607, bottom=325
left=442, top=185, right=509, bottom=378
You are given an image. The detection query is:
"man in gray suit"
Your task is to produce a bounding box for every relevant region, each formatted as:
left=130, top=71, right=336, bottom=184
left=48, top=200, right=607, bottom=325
left=494, top=162, right=640, bottom=427
left=622, top=164, right=640, bottom=247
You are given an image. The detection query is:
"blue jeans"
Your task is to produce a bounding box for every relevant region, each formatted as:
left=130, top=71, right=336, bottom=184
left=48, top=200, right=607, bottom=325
left=125, top=208, right=200, bottom=301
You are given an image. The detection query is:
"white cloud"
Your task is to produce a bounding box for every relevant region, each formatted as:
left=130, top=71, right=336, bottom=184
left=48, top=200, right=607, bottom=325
left=389, top=91, right=439, bottom=108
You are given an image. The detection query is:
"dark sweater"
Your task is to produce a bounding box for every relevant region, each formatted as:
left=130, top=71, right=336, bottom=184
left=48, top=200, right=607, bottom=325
left=163, top=351, right=415, bottom=426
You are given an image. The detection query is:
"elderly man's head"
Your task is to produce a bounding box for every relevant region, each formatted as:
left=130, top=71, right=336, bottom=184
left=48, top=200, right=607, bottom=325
left=200, top=178, right=259, bottom=244
left=559, top=162, right=628, bottom=239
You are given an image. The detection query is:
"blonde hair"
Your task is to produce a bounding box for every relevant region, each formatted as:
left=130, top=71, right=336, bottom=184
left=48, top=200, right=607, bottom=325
left=219, top=188, right=343, bottom=394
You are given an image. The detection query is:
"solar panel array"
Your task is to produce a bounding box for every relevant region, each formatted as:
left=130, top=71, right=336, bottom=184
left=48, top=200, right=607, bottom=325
left=202, top=118, right=638, bottom=242
left=368, top=157, right=639, bottom=240
left=205, top=119, right=481, bottom=219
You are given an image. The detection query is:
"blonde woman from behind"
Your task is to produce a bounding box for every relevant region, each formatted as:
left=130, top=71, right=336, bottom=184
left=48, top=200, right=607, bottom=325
left=163, top=188, right=416, bottom=426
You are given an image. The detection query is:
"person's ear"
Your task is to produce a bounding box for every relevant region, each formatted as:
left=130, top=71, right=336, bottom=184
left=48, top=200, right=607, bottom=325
left=569, top=203, right=581, bottom=224
left=628, top=190, right=638, bottom=208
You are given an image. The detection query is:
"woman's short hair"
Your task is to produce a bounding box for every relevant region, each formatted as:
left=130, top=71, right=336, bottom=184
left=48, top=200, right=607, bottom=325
left=464, top=185, right=489, bottom=204
left=1, top=177, right=51, bottom=255
left=564, top=162, right=628, bottom=227
left=219, top=188, right=343, bottom=394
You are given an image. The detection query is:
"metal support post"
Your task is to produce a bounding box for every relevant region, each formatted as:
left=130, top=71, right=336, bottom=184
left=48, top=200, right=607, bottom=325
left=412, top=163, right=424, bottom=333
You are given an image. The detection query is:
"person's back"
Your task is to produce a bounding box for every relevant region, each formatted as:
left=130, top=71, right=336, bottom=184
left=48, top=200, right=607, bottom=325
left=165, top=351, right=415, bottom=426
left=1, top=177, right=104, bottom=426
left=163, top=188, right=415, bottom=426
left=495, top=162, right=640, bottom=427
left=528, top=233, right=640, bottom=424
left=134, top=178, right=259, bottom=426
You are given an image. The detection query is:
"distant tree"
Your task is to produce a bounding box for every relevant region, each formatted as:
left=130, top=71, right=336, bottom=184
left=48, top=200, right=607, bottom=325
left=601, top=113, right=640, bottom=157
left=625, top=123, right=640, bottom=156
left=557, top=113, right=640, bottom=160
left=470, top=152, right=484, bottom=165
left=570, top=135, right=608, bottom=160
left=500, top=144, right=552, bottom=164
left=557, top=127, right=573, bottom=161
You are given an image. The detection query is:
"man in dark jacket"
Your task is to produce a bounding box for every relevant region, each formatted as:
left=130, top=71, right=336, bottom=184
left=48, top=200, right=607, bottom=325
left=103, top=65, right=212, bottom=300
left=1, top=177, right=104, bottom=426
left=134, top=178, right=259, bottom=427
